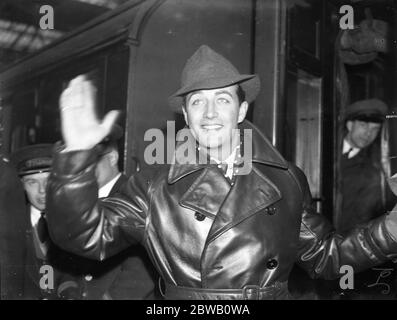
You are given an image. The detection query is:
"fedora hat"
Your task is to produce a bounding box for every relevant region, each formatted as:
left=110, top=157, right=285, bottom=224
left=168, top=45, right=260, bottom=112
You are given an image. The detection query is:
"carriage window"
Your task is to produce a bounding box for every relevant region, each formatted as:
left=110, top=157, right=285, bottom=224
left=285, top=69, right=323, bottom=212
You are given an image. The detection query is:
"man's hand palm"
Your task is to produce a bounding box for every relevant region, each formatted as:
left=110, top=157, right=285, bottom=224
left=59, top=75, right=119, bottom=150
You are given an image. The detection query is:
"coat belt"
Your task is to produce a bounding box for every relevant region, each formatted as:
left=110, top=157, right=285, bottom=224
left=162, top=281, right=289, bottom=300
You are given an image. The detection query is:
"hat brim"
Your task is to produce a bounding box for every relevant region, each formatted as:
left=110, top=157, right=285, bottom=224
left=19, top=168, right=52, bottom=177
left=346, top=113, right=386, bottom=123
left=168, top=74, right=260, bottom=112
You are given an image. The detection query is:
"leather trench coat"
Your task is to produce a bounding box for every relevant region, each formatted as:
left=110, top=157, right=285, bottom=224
left=47, top=121, right=397, bottom=299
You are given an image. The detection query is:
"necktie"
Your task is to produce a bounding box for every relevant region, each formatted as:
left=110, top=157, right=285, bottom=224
left=343, top=147, right=353, bottom=160
left=37, top=212, right=49, bottom=243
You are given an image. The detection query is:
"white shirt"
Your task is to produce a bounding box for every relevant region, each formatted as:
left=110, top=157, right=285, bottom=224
left=98, top=173, right=122, bottom=198
left=343, top=139, right=360, bottom=159
left=210, top=145, right=240, bottom=180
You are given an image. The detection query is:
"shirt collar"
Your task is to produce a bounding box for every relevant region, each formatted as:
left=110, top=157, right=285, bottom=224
left=343, top=139, right=360, bottom=159
left=98, top=172, right=121, bottom=198
left=30, top=205, right=42, bottom=227
left=209, top=144, right=240, bottom=180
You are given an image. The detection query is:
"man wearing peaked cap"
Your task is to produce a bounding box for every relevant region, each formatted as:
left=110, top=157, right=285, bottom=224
left=10, top=144, right=85, bottom=300
left=9, top=144, right=54, bottom=299
left=327, top=99, right=397, bottom=299
left=337, top=98, right=394, bottom=235
left=47, top=44, right=397, bottom=300
left=11, top=144, right=53, bottom=219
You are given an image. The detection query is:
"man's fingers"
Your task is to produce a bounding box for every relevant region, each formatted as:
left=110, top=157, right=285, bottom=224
left=68, top=74, right=88, bottom=87
left=60, top=75, right=96, bottom=111
left=101, top=110, right=121, bottom=135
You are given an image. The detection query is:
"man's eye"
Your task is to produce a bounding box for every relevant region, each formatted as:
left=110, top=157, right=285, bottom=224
left=191, top=99, right=202, bottom=106
left=217, top=97, right=230, bottom=104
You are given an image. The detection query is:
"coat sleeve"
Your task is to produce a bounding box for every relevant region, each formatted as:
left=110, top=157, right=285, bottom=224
left=290, top=165, right=397, bottom=280
left=46, top=144, right=153, bottom=261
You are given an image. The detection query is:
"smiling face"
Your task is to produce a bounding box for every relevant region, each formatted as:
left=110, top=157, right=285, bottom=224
left=182, top=85, right=248, bottom=160
left=346, top=120, right=382, bottom=149
left=21, top=171, right=50, bottom=211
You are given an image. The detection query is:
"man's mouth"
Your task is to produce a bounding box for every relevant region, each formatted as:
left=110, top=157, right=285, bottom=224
left=201, top=124, right=223, bottom=130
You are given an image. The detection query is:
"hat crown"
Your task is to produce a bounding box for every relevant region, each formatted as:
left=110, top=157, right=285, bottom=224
left=180, top=45, right=240, bottom=88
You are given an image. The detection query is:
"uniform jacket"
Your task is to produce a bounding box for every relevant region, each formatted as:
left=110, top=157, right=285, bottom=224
left=337, top=145, right=396, bottom=235
left=22, top=208, right=82, bottom=300
left=47, top=120, right=397, bottom=299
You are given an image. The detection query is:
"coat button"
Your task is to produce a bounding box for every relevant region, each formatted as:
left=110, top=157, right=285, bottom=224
left=266, top=259, right=278, bottom=270
left=265, top=206, right=277, bottom=215
left=195, top=212, right=206, bottom=221
left=84, top=274, right=93, bottom=281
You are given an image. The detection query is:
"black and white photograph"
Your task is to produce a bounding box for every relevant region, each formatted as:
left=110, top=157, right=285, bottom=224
left=1, top=0, right=397, bottom=306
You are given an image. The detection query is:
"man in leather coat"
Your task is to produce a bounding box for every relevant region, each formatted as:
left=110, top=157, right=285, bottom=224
left=46, top=45, right=397, bottom=300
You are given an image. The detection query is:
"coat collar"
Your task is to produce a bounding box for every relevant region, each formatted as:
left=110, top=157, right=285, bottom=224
left=168, top=120, right=288, bottom=184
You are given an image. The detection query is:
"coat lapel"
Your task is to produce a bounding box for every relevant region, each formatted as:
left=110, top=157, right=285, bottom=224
left=205, top=165, right=282, bottom=245
left=179, top=166, right=231, bottom=218
left=168, top=120, right=287, bottom=241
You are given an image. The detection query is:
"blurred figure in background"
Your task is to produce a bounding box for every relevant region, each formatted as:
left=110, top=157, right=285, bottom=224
left=61, top=125, right=158, bottom=300
left=336, top=99, right=395, bottom=235
left=0, top=155, right=29, bottom=299
left=320, top=99, right=397, bottom=299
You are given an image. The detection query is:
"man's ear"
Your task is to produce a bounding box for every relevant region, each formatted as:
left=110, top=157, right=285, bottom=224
left=238, top=101, right=249, bottom=123
left=108, top=149, right=119, bottom=166
left=346, top=120, right=353, bottom=132
left=182, top=105, right=189, bottom=126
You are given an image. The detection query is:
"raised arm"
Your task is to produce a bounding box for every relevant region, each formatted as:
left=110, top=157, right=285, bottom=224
left=290, top=165, right=397, bottom=279
left=46, top=75, right=147, bottom=260
left=47, top=146, right=150, bottom=261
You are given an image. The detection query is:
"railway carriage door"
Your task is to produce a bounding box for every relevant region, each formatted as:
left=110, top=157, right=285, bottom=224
left=282, top=0, right=329, bottom=215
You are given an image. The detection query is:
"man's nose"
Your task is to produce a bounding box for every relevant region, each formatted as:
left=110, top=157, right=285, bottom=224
left=204, top=100, right=217, bottom=119
left=365, top=129, right=375, bottom=139
left=38, top=182, right=47, bottom=194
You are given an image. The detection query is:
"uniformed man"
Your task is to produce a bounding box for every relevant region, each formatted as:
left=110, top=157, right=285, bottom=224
left=47, top=45, right=397, bottom=300
left=328, top=99, right=397, bottom=299
left=337, top=99, right=395, bottom=234
left=11, top=144, right=81, bottom=299
left=11, top=144, right=55, bottom=299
